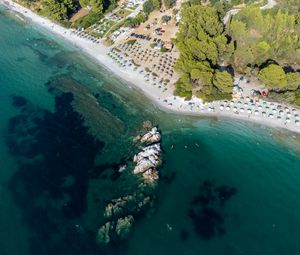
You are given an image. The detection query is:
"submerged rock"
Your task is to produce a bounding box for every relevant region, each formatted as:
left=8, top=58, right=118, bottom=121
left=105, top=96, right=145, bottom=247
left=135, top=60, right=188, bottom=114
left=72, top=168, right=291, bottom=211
left=142, top=168, right=159, bottom=184
left=142, top=120, right=153, bottom=130
left=97, top=123, right=162, bottom=245
left=97, top=221, right=113, bottom=244
left=115, top=215, right=134, bottom=239
left=137, top=196, right=152, bottom=211
left=104, top=195, right=135, bottom=219
left=97, top=215, right=135, bottom=244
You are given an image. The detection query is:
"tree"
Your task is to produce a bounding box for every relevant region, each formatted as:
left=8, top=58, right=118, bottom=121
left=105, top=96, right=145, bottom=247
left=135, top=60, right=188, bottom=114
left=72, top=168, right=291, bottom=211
left=228, top=6, right=300, bottom=71
left=42, top=0, right=68, bottom=21
left=286, top=72, right=300, bottom=90
left=164, top=0, right=176, bottom=9
left=90, top=0, right=103, bottom=14
left=228, top=20, right=247, bottom=42
left=294, top=90, right=300, bottom=106
left=79, top=0, right=90, bottom=7
left=152, top=0, right=161, bottom=10
left=258, top=64, right=287, bottom=89
left=143, top=0, right=154, bottom=14
left=213, top=70, right=233, bottom=93
left=162, top=15, right=171, bottom=23
left=174, top=5, right=233, bottom=99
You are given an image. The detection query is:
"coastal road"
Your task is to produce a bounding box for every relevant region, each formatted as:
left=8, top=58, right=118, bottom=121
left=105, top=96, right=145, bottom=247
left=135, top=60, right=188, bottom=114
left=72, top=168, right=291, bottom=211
left=223, top=0, right=277, bottom=24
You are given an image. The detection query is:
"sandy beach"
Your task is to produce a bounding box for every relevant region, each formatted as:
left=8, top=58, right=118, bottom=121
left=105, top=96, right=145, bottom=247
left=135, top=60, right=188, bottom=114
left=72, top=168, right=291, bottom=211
left=1, top=0, right=300, bottom=134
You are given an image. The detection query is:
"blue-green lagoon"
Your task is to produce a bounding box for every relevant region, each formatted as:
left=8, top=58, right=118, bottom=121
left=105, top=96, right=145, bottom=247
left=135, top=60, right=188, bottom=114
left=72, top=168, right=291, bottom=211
left=1, top=7, right=300, bottom=255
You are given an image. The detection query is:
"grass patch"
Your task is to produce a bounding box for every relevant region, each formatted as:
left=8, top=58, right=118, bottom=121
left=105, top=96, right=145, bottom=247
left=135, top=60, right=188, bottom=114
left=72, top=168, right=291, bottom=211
left=115, top=9, right=131, bottom=18
left=91, top=18, right=116, bottom=38
left=126, top=39, right=136, bottom=45
left=105, top=19, right=127, bottom=38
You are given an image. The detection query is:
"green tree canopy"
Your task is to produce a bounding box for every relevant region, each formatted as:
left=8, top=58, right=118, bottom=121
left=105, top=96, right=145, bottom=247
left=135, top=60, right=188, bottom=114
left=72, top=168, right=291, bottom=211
left=228, top=6, right=300, bottom=71
left=163, top=0, right=176, bottom=9
left=286, top=72, right=300, bottom=90
left=213, top=70, right=233, bottom=93
left=143, top=0, right=160, bottom=14
left=258, top=64, right=288, bottom=89
left=143, top=0, right=154, bottom=14
left=173, top=5, right=232, bottom=100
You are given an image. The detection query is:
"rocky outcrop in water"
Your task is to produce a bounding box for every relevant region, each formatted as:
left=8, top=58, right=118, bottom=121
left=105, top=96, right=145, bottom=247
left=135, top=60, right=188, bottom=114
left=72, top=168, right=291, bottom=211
left=97, top=215, right=134, bottom=244
left=97, top=122, right=162, bottom=244
left=133, top=143, right=161, bottom=174
left=103, top=195, right=152, bottom=220
left=115, top=215, right=134, bottom=238
left=140, top=127, right=161, bottom=144
left=133, top=127, right=162, bottom=186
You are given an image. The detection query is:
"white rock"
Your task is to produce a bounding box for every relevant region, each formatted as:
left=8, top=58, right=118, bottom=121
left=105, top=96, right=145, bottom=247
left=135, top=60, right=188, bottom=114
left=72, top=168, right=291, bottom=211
left=140, top=127, right=161, bottom=144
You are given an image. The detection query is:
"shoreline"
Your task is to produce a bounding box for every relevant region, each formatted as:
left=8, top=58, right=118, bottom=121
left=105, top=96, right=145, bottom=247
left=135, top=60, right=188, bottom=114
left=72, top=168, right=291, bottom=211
left=1, top=0, right=300, bottom=135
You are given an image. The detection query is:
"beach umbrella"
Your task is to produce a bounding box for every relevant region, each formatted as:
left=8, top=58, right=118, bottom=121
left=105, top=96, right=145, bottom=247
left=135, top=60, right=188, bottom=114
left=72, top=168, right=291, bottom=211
left=247, top=109, right=252, bottom=114
left=296, top=120, right=300, bottom=125
left=262, top=112, right=266, bottom=117
left=287, top=112, right=292, bottom=117
left=240, top=108, right=245, bottom=113
left=272, top=109, right=277, bottom=114
left=277, top=116, right=282, bottom=120
left=226, top=106, right=230, bottom=111
left=254, top=110, right=259, bottom=115
left=268, top=113, right=274, bottom=118
left=286, top=118, right=291, bottom=123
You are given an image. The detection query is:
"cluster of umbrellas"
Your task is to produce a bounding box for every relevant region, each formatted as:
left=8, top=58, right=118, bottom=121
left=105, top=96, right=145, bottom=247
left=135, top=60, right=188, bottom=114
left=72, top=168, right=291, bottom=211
left=152, top=55, right=176, bottom=77
left=204, top=98, right=300, bottom=126
left=71, top=29, right=100, bottom=43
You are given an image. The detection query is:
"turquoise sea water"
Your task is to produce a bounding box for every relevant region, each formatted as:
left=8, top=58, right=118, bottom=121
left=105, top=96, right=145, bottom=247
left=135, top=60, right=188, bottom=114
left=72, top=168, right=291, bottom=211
left=1, top=7, right=300, bottom=255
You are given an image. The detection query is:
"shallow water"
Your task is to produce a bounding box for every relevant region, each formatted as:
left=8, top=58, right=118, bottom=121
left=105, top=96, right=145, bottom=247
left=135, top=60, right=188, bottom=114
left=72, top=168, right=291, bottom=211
left=1, top=7, right=300, bottom=255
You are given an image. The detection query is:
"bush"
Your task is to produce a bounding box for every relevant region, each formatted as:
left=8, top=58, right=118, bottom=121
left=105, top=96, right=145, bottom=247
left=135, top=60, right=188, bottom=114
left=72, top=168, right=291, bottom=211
left=294, top=90, right=300, bottom=106
left=196, top=91, right=232, bottom=102
left=164, top=0, right=176, bottom=9
left=143, top=0, right=161, bottom=14
left=160, top=46, right=168, bottom=52
left=125, top=13, right=147, bottom=27
left=75, top=12, right=102, bottom=29
left=126, top=39, right=136, bottom=45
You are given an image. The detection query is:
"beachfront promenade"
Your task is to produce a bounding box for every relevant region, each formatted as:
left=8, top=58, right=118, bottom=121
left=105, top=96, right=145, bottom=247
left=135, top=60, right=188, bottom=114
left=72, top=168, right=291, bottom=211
left=1, top=0, right=300, bottom=134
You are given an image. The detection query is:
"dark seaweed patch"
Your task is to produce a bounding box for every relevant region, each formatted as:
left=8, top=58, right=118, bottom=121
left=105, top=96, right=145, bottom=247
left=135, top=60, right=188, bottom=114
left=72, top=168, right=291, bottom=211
left=12, top=95, right=27, bottom=107
left=188, top=181, right=236, bottom=240
left=180, top=229, right=190, bottom=241
left=6, top=92, right=105, bottom=255
left=161, top=171, right=176, bottom=184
